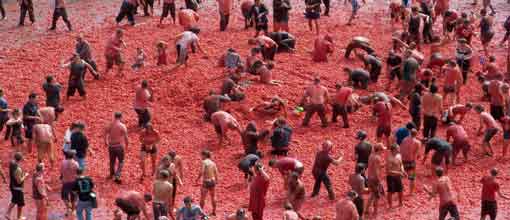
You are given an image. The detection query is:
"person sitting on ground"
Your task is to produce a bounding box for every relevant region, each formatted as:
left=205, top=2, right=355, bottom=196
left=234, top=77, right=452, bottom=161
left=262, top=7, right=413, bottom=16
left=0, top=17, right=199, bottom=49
left=270, top=118, right=292, bottom=156
left=203, top=91, right=231, bottom=122
left=267, top=31, right=296, bottom=52
left=220, top=74, right=245, bottom=101
left=312, top=35, right=334, bottom=62
left=220, top=48, right=244, bottom=74
left=250, top=96, right=287, bottom=118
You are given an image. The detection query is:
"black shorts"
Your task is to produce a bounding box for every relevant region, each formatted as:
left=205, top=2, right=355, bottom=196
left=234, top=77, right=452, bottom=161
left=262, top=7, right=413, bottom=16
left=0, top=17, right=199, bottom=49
left=432, top=151, right=450, bottom=166
left=153, top=202, right=169, bottom=219
left=353, top=195, right=364, bottom=216
left=256, top=23, right=268, bottom=31
left=141, top=144, right=157, bottom=154
left=481, top=200, right=497, bottom=218
left=203, top=179, right=216, bottom=189
left=214, top=124, right=223, bottom=135
left=443, top=85, right=456, bottom=93
left=386, top=175, right=403, bottom=193
left=116, top=198, right=140, bottom=216
left=403, top=161, right=416, bottom=180
left=10, top=189, right=25, bottom=206
left=481, top=31, right=495, bottom=44
left=490, top=105, right=504, bottom=121
left=273, top=11, right=289, bottom=23
left=161, top=2, right=175, bottom=18
left=61, top=182, right=76, bottom=202
left=446, top=22, right=455, bottom=32
left=376, top=125, right=391, bottom=138
left=67, top=83, right=86, bottom=97
left=484, top=128, right=499, bottom=143
left=305, top=11, right=320, bottom=20
left=24, top=124, right=33, bottom=139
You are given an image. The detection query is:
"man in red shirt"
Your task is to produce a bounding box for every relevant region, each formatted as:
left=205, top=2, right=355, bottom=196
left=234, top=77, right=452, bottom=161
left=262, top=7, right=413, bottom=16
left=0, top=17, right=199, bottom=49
left=312, top=35, right=334, bottom=62
left=373, top=100, right=392, bottom=146
left=480, top=168, right=509, bottom=220
left=249, top=163, right=270, bottom=220
left=445, top=122, right=470, bottom=165
left=269, top=157, right=304, bottom=189
left=311, top=140, right=343, bottom=200
left=104, top=29, right=127, bottom=77
left=331, top=83, right=353, bottom=128
left=133, top=80, right=153, bottom=128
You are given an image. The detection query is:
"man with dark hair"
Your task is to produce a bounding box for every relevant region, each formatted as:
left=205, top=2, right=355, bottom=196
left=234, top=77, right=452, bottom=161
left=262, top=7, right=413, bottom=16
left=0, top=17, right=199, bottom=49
left=134, top=80, right=153, bottom=128
left=153, top=170, right=174, bottom=220
left=33, top=163, right=49, bottom=220
left=270, top=118, right=292, bottom=155
left=61, top=150, right=79, bottom=216
left=203, top=91, right=231, bottom=121
left=400, top=129, right=420, bottom=195
left=335, top=191, right=359, bottom=220
left=6, top=152, right=28, bottom=220
left=394, top=122, right=415, bottom=145
left=75, top=34, right=99, bottom=79
left=343, top=67, right=370, bottom=89
left=177, top=196, right=207, bottom=220
left=61, top=54, right=98, bottom=101
left=354, top=130, right=371, bottom=169
left=115, top=190, right=151, bottom=220
left=196, top=150, right=218, bottom=215
left=0, top=89, right=11, bottom=141
left=42, top=75, right=63, bottom=119
left=480, top=168, right=509, bottom=220
left=422, top=84, right=443, bottom=139
left=104, top=112, right=129, bottom=184
left=311, top=140, right=343, bottom=200
left=424, top=167, right=460, bottom=220
left=23, top=93, right=40, bottom=153
left=331, top=83, right=353, bottom=128
left=71, top=122, right=91, bottom=170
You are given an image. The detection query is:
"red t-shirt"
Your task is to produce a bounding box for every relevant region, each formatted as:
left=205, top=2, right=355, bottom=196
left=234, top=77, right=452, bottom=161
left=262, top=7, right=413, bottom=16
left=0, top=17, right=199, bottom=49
left=249, top=174, right=270, bottom=213
left=481, top=176, right=500, bottom=201
left=373, top=101, right=392, bottom=127
left=276, top=157, right=297, bottom=174
left=312, top=38, right=333, bottom=62
left=334, top=87, right=353, bottom=105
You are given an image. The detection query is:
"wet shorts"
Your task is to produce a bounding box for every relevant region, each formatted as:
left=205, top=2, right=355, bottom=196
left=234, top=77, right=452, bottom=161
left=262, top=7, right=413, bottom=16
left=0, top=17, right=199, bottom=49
left=106, top=53, right=124, bottom=69
left=376, top=125, right=391, bottom=138
left=386, top=175, right=403, bottom=193
left=481, top=200, right=497, bottom=219
left=367, top=178, right=384, bottom=199
left=10, top=189, right=25, bottom=206
left=403, top=160, right=416, bottom=179
left=432, top=151, right=450, bottom=166
left=484, top=128, right=498, bottom=143
left=305, top=11, right=320, bottom=20
left=203, top=179, right=216, bottom=189
left=61, top=182, right=76, bottom=202
left=443, top=85, right=455, bottom=93
left=273, top=11, right=289, bottom=23
left=141, top=144, right=157, bottom=155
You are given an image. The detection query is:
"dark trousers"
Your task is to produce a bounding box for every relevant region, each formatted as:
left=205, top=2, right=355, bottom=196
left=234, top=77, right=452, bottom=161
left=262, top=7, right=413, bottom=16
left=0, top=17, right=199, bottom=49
left=135, top=108, right=151, bottom=128
left=278, top=39, right=296, bottom=52
left=50, top=8, right=72, bottom=30
left=19, top=3, right=35, bottom=26
left=109, top=145, right=125, bottom=178
left=456, top=58, right=471, bottom=84
left=422, top=22, right=433, bottom=43
left=143, top=0, right=154, bottom=16
left=161, top=3, right=176, bottom=22
left=331, top=104, right=349, bottom=127
left=311, top=173, right=334, bottom=199
left=353, top=196, right=364, bottom=219
left=262, top=46, right=277, bottom=61
left=116, top=2, right=135, bottom=25
left=411, top=112, right=421, bottom=131
left=439, top=202, right=460, bottom=220
left=220, top=13, right=229, bottom=31
left=423, top=115, right=438, bottom=139
left=322, top=0, right=330, bottom=15
left=302, top=104, right=328, bottom=127
left=152, top=202, right=168, bottom=220
left=0, top=0, right=5, bottom=19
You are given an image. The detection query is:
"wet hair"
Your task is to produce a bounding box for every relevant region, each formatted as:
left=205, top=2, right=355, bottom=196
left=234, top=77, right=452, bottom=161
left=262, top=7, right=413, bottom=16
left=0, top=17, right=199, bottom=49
left=183, top=196, right=193, bottom=203
left=268, top=159, right=277, bottom=167
left=246, top=121, right=257, bottom=132
left=0, top=89, right=3, bottom=96
left=355, top=163, right=365, bottom=174
left=11, top=108, right=20, bottom=116
left=410, top=129, right=418, bottom=136
left=465, top=102, right=473, bottom=108
left=201, top=150, right=211, bottom=158
left=114, top=112, right=122, bottom=119
left=115, top=29, right=124, bottom=35
left=480, top=9, right=487, bottom=16
left=266, top=62, right=275, bottom=70
left=236, top=208, right=246, bottom=217
left=489, top=56, right=496, bottom=62
left=144, top=193, right=153, bottom=202
left=168, top=150, right=176, bottom=158
left=390, top=144, right=399, bottom=151
left=65, top=150, right=77, bottom=159
left=251, top=47, right=261, bottom=54
left=29, top=92, right=37, bottom=99
left=141, top=80, right=149, bottom=88
left=284, top=202, right=294, bottom=210
left=36, top=163, right=44, bottom=172
left=77, top=168, right=84, bottom=175
left=490, top=168, right=498, bottom=176
left=312, top=217, right=322, bottom=220
left=159, top=170, right=170, bottom=179
left=414, top=84, right=423, bottom=94
left=343, top=67, right=352, bottom=72
left=46, top=75, right=54, bottom=83
left=14, top=152, right=23, bottom=161
left=411, top=6, right=419, bottom=12
left=406, top=122, right=416, bottom=130
left=189, top=27, right=201, bottom=34
left=313, top=77, right=321, bottom=84
left=435, top=167, right=444, bottom=177
left=475, top=105, right=484, bottom=113
left=346, top=190, right=358, bottom=199
left=335, top=82, right=342, bottom=89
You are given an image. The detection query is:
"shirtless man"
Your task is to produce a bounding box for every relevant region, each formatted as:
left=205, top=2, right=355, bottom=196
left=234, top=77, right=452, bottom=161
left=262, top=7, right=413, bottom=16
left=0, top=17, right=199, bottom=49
left=366, top=143, right=385, bottom=217
left=226, top=208, right=249, bottom=220
left=140, top=123, right=160, bottom=181
left=104, top=29, right=127, bottom=76
left=300, top=77, right=329, bottom=128
left=153, top=170, right=174, bottom=220
left=501, top=115, right=510, bottom=158
left=373, top=99, right=392, bottom=146
left=33, top=119, right=56, bottom=167
left=217, top=0, right=233, bottom=31
left=287, top=172, right=305, bottom=212
left=331, top=83, right=353, bottom=128
left=210, top=111, right=242, bottom=146
left=344, top=36, right=375, bottom=59
left=167, top=151, right=184, bottom=204
left=134, top=80, right=153, bottom=129
left=104, top=112, right=129, bottom=184
left=268, top=157, right=304, bottom=189
left=203, top=91, right=230, bottom=121
left=33, top=163, right=50, bottom=220
left=348, top=164, right=368, bottom=218
left=37, top=107, right=56, bottom=128
left=424, top=167, right=460, bottom=220
left=480, top=168, right=510, bottom=220
left=248, top=35, right=278, bottom=61
left=177, top=8, right=199, bottom=30
left=386, top=144, right=406, bottom=208
left=443, top=103, right=472, bottom=124
left=196, top=150, right=218, bottom=216
left=312, top=35, right=334, bottom=62
left=343, top=68, right=370, bottom=89
left=115, top=191, right=151, bottom=220
left=400, top=129, right=420, bottom=195
left=446, top=122, right=470, bottom=165
left=487, top=79, right=504, bottom=121
left=422, top=84, right=443, bottom=139
left=335, top=191, right=359, bottom=220
left=475, top=105, right=500, bottom=156
left=442, top=60, right=463, bottom=106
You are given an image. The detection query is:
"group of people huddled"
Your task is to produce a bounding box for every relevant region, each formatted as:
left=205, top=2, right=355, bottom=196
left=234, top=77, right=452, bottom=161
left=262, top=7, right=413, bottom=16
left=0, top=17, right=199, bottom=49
left=1, top=0, right=510, bottom=220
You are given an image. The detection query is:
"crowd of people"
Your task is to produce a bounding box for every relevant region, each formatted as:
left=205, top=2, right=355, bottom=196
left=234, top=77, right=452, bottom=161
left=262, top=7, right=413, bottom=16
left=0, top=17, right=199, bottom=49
left=1, top=0, right=510, bottom=220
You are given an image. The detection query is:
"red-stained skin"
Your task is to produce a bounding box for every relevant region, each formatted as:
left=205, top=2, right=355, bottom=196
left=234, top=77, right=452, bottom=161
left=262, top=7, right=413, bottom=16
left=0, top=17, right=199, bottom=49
left=0, top=0, right=509, bottom=219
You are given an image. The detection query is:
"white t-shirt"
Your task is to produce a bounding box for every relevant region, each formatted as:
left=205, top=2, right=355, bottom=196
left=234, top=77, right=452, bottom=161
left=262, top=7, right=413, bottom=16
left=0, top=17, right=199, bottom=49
left=176, top=31, right=199, bottom=48
left=64, top=129, right=72, bottom=144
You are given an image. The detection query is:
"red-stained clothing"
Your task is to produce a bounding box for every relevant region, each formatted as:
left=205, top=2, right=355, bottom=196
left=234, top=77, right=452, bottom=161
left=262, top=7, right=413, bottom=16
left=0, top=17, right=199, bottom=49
left=105, top=36, right=122, bottom=57
left=217, top=0, right=233, bottom=15
left=134, top=87, right=151, bottom=110
left=446, top=125, right=468, bottom=141
left=312, top=38, right=334, bottom=62
left=178, top=9, right=199, bottom=28
left=481, top=176, right=500, bottom=201
left=334, top=87, right=353, bottom=105
left=444, top=66, right=463, bottom=87
left=157, top=50, right=168, bottom=66
left=312, top=150, right=333, bottom=177
left=275, top=157, right=299, bottom=175
left=140, top=129, right=160, bottom=145
left=481, top=112, right=499, bottom=129
left=456, top=25, right=474, bottom=41
left=249, top=174, right=270, bottom=215
left=445, top=10, right=458, bottom=23
left=373, top=101, right=392, bottom=127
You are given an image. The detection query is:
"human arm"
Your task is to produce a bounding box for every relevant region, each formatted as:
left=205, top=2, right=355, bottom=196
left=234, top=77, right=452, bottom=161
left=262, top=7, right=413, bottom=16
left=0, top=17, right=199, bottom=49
left=123, top=125, right=129, bottom=149
left=84, top=60, right=99, bottom=76
left=15, top=167, right=28, bottom=185
left=390, top=96, right=407, bottom=110
left=477, top=115, right=484, bottom=135
left=332, top=152, right=344, bottom=165
left=497, top=189, right=510, bottom=200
